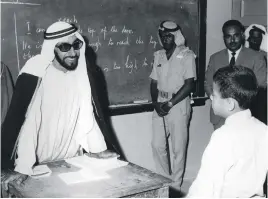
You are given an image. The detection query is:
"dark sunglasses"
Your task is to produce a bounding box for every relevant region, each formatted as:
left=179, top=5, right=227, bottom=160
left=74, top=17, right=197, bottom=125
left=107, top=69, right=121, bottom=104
left=56, top=39, right=83, bottom=52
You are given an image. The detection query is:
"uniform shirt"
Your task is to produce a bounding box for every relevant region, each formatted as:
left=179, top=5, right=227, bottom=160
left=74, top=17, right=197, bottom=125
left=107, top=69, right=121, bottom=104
left=188, top=109, right=268, bottom=198
left=150, top=46, right=196, bottom=111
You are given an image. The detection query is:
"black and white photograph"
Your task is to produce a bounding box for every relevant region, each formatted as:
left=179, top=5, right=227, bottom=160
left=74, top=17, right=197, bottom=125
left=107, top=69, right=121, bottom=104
left=1, top=0, right=267, bottom=197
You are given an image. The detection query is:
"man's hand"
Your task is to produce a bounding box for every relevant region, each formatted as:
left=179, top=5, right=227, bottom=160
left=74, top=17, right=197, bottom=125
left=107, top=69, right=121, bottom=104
left=50, top=161, right=72, bottom=168
left=1, top=169, right=28, bottom=191
left=160, top=102, right=172, bottom=114
left=86, top=150, right=119, bottom=159
left=154, top=102, right=168, bottom=117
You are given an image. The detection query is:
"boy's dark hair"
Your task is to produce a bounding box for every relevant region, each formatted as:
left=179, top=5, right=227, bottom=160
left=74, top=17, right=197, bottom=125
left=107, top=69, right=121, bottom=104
left=213, top=65, right=258, bottom=109
left=222, top=20, right=245, bottom=33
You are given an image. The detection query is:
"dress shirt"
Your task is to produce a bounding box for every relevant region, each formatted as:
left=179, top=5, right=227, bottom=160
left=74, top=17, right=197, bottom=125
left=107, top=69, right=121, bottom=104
left=227, top=47, right=242, bottom=63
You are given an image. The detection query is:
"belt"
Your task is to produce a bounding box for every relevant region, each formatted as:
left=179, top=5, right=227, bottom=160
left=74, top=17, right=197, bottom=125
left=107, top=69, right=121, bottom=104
left=158, top=90, right=175, bottom=100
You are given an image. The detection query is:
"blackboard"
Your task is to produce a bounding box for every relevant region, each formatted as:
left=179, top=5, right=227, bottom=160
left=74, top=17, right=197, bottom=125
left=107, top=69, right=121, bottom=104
left=1, top=0, right=205, bottom=106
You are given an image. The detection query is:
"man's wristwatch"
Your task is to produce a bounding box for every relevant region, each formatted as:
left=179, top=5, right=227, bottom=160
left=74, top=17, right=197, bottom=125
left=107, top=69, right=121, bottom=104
left=167, top=101, right=173, bottom=108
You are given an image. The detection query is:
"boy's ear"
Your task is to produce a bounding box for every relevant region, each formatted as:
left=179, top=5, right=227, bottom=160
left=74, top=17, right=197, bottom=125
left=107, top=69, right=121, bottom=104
left=226, top=98, right=235, bottom=111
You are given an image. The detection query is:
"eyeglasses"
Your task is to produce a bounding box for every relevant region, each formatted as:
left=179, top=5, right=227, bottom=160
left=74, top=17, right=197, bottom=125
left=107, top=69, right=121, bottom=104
left=56, top=39, right=83, bottom=52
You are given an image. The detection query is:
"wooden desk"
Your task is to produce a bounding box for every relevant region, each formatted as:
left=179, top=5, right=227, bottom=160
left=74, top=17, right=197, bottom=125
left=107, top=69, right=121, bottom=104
left=4, top=161, right=172, bottom=198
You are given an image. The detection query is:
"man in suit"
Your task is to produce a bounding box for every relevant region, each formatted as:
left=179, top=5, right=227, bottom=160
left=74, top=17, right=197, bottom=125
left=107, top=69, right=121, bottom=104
left=205, top=20, right=267, bottom=130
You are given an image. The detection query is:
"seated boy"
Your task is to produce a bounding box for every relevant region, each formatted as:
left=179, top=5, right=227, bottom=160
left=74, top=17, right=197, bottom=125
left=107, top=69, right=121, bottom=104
left=187, top=65, right=268, bottom=197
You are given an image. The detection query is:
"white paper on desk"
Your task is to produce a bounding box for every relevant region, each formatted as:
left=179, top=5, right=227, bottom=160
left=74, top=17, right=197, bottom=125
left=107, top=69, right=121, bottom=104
left=30, top=164, right=52, bottom=179
left=58, top=169, right=110, bottom=185
left=65, top=155, right=128, bottom=172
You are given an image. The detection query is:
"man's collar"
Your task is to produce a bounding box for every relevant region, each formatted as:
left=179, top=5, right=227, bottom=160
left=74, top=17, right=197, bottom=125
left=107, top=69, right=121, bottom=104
left=227, top=46, right=242, bottom=56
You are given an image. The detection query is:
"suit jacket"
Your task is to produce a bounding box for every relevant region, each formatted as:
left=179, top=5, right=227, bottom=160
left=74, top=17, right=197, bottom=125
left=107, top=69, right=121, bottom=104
left=205, top=47, right=267, bottom=125
left=260, top=50, right=267, bottom=65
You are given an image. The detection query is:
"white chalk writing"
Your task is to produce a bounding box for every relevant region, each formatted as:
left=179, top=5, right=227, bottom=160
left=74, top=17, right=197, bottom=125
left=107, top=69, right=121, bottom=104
left=88, top=27, right=96, bottom=37
left=58, top=15, right=78, bottom=24
left=116, top=37, right=129, bottom=45
left=113, top=62, right=121, bottom=70
left=149, top=35, right=157, bottom=48
left=26, top=21, right=31, bottom=35
left=108, top=38, right=114, bottom=46
left=110, top=26, right=118, bottom=32
left=142, top=57, right=148, bottom=67
left=22, top=40, right=31, bottom=50
left=36, top=28, right=45, bottom=33
left=100, top=26, right=107, bottom=40
left=122, top=26, right=133, bottom=34
left=88, top=36, right=101, bottom=52
left=19, top=19, right=160, bottom=74
left=22, top=51, right=34, bottom=60
left=125, top=55, right=137, bottom=74
left=136, top=36, right=144, bottom=44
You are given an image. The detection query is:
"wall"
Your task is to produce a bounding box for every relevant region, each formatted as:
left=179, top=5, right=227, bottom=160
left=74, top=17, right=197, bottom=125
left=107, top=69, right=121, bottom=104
left=206, top=0, right=232, bottom=65
left=110, top=0, right=232, bottom=187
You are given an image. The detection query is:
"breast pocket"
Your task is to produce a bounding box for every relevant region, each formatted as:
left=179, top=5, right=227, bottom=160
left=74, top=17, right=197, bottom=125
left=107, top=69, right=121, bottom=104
left=169, top=61, right=184, bottom=90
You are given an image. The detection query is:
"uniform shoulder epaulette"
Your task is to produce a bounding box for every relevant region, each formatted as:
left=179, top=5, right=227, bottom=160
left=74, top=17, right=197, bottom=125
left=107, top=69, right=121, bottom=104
left=176, top=47, right=196, bottom=59
left=154, top=49, right=164, bottom=56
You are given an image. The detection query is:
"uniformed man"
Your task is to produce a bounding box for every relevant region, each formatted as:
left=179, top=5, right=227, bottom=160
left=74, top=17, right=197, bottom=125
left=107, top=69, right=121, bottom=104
left=150, top=20, right=196, bottom=190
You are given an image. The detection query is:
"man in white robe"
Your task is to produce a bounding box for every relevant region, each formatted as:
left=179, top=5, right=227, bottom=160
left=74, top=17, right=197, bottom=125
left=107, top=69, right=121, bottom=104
left=1, top=22, right=118, bottom=191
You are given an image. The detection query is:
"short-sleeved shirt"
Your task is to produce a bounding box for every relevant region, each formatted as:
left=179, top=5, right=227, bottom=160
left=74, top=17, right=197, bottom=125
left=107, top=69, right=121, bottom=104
left=150, top=46, right=196, bottom=99
left=150, top=46, right=196, bottom=93
left=150, top=46, right=196, bottom=114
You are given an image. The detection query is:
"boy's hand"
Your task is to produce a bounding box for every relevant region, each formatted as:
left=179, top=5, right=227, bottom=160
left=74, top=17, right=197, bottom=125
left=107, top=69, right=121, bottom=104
left=1, top=169, right=28, bottom=191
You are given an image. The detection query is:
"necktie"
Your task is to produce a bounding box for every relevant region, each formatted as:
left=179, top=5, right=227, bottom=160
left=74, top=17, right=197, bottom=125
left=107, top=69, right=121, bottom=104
left=229, top=52, right=236, bottom=67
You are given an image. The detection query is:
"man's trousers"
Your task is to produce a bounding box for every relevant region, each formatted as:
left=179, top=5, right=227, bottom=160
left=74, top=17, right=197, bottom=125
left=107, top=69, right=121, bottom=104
left=151, top=103, right=190, bottom=187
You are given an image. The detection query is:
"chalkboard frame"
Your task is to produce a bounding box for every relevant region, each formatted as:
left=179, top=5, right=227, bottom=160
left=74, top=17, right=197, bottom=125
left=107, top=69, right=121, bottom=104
left=109, top=0, right=207, bottom=116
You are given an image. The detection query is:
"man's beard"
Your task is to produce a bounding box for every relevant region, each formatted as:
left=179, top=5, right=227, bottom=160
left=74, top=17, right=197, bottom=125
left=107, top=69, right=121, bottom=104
left=54, top=52, right=79, bottom=71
